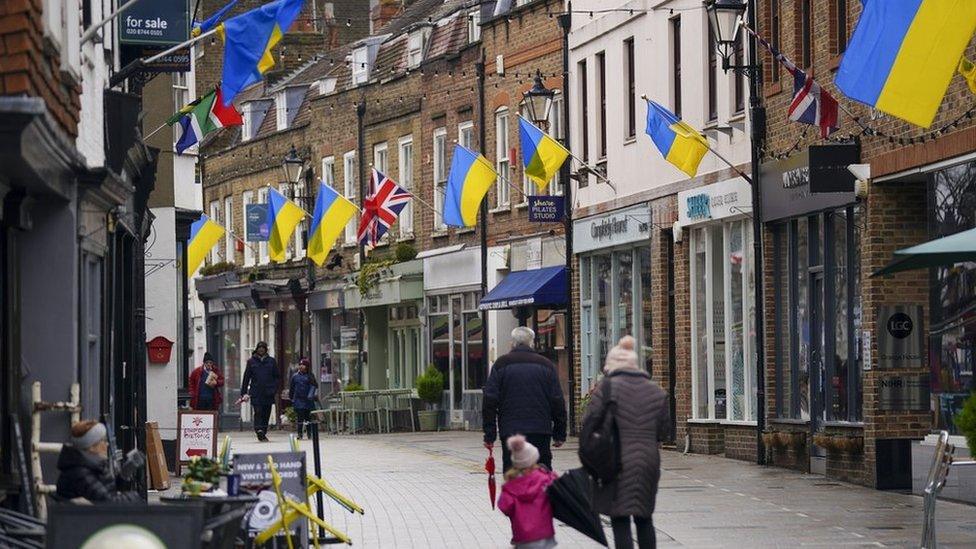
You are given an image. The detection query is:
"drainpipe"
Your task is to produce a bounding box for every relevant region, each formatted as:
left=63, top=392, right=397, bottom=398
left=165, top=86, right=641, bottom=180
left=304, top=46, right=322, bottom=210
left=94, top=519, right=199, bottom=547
left=357, top=98, right=367, bottom=386
left=477, top=53, right=489, bottom=391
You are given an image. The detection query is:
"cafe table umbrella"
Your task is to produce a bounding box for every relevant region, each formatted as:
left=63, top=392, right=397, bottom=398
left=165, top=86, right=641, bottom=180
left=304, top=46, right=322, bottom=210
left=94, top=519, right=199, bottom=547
left=546, top=468, right=608, bottom=546
left=486, top=447, right=497, bottom=509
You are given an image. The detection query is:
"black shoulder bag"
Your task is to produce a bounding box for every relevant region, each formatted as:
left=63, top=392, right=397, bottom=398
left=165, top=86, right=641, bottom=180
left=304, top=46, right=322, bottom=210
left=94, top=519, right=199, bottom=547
left=578, top=376, right=621, bottom=485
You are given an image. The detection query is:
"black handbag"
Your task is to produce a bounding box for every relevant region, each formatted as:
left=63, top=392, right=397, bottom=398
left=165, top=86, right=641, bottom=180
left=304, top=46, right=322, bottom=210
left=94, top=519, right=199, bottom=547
left=577, top=376, right=621, bottom=485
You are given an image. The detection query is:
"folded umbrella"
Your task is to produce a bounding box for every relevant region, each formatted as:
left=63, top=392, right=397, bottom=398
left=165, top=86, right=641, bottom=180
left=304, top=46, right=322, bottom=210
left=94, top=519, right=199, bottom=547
left=546, top=468, right=608, bottom=546
left=486, top=447, right=496, bottom=509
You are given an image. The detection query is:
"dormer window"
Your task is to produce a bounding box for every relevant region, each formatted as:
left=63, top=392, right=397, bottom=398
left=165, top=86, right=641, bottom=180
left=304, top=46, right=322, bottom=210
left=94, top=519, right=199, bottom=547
left=407, top=30, right=428, bottom=68
left=242, top=103, right=257, bottom=141
left=352, top=47, right=369, bottom=85
left=318, top=77, right=337, bottom=95
left=275, top=92, right=288, bottom=130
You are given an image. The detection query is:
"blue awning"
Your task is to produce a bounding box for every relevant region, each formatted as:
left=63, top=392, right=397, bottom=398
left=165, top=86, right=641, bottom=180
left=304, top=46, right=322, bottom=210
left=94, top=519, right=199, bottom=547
left=479, top=266, right=567, bottom=310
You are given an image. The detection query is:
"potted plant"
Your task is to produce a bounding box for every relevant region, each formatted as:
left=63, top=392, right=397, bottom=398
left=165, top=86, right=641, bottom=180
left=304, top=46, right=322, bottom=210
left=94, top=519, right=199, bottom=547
left=182, top=456, right=222, bottom=496
left=415, top=365, right=444, bottom=431
left=956, top=392, right=976, bottom=456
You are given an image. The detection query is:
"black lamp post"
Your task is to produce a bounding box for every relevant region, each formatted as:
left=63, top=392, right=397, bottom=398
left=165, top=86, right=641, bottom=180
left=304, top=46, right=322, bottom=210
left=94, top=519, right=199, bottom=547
left=705, top=0, right=768, bottom=466
left=282, top=144, right=315, bottom=366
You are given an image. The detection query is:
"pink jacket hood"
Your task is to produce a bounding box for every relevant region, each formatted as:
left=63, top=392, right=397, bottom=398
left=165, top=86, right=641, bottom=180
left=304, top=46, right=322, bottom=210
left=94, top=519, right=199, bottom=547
left=498, top=468, right=558, bottom=544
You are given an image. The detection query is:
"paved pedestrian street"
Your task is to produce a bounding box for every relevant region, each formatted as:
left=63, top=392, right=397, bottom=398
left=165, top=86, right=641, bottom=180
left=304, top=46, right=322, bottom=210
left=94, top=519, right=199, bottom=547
left=216, top=430, right=976, bottom=548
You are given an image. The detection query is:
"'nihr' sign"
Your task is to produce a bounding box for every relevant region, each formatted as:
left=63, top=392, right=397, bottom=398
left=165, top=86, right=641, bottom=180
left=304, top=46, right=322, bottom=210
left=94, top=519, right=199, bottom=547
left=120, top=0, right=190, bottom=46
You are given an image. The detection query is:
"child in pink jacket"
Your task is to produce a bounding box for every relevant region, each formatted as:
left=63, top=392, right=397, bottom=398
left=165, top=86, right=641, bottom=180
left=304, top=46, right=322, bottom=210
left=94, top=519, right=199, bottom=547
left=498, top=434, right=559, bottom=549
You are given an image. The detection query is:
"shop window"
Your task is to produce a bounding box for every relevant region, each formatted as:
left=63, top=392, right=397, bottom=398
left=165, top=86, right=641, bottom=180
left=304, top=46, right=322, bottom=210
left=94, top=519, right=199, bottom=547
left=614, top=250, right=634, bottom=338
left=639, top=247, right=653, bottom=374
left=690, top=221, right=757, bottom=421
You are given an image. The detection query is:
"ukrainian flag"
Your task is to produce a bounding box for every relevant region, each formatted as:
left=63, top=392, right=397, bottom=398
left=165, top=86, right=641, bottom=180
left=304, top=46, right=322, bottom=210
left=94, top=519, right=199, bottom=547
left=835, top=0, right=976, bottom=128
left=644, top=100, right=708, bottom=178
left=307, top=182, right=358, bottom=266
left=218, top=0, right=304, bottom=105
left=267, top=187, right=305, bottom=263
left=519, top=116, right=569, bottom=190
left=443, top=145, right=497, bottom=228
left=187, top=215, right=225, bottom=277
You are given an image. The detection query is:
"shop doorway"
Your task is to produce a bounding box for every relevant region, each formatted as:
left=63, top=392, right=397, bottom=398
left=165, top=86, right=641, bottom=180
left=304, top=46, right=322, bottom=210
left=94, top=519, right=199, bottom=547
left=429, top=292, right=484, bottom=426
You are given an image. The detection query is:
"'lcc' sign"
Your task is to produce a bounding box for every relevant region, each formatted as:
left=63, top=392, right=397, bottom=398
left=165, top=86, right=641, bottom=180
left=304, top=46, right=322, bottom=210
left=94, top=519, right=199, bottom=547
left=887, top=312, right=914, bottom=339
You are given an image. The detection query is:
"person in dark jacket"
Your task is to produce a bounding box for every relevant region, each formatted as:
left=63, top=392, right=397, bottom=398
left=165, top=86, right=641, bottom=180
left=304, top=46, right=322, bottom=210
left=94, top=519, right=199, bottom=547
left=55, top=420, right=140, bottom=503
left=483, top=326, right=567, bottom=471
left=582, top=336, right=670, bottom=549
left=189, top=352, right=224, bottom=411
left=241, top=341, right=279, bottom=441
left=289, top=358, right=318, bottom=439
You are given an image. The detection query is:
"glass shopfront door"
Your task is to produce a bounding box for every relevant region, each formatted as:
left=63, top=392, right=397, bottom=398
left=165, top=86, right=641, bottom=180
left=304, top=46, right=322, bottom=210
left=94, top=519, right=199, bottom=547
left=428, top=292, right=483, bottom=422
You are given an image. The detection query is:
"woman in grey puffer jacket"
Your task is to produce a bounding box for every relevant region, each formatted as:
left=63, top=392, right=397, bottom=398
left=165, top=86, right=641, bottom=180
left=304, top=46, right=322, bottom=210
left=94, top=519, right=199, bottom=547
left=582, top=336, right=670, bottom=549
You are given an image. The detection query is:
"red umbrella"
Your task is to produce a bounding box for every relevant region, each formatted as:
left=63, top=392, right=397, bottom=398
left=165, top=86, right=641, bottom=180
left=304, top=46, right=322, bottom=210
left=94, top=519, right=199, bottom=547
left=486, top=447, right=496, bottom=509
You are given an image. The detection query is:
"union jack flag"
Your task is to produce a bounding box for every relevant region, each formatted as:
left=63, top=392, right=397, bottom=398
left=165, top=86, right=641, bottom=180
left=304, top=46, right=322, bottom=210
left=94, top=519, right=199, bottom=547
left=356, top=168, right=412, bottom=247
left=754, top=32, right=839, bottom=138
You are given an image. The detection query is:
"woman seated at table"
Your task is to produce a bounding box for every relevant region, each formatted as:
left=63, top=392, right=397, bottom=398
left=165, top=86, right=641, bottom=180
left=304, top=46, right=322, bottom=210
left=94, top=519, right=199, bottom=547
left=56, top=420, right=140, bottom=503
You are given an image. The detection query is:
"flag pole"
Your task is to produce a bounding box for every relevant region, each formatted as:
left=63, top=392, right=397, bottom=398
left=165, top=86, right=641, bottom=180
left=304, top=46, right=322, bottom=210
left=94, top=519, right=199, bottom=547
left=144, top=28, right=218, bottom=64
left=81, top=0, right=150, bottom=45
left=144, top=122, right=169, bottom=141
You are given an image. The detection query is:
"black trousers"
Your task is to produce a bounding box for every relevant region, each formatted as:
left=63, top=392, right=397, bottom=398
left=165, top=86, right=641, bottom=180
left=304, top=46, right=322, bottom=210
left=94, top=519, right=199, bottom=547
left=252, top=403, right=272, bottom=435
left=501, top=433, right=552, bottom=472
left=294, top=408, right=311, bottom=437
left=610, top=516, right=655, bottom=549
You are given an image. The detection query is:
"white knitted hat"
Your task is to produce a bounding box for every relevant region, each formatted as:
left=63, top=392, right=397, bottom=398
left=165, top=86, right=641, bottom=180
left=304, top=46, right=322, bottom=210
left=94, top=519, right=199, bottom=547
left=507, top=434, right=540, bottom=470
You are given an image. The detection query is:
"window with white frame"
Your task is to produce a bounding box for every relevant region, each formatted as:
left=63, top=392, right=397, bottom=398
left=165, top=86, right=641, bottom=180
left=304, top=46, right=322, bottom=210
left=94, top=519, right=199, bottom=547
left=209, top=200, right=221, bottom=264
left=495, top=108, right=510, bottom=207
left=343, top=151, right=357, bottom=243
left=242, top=191, right=255, bottom=266
left=242, top=103, right=255, bottom=142
left=224, top=196, right=234, bottom=263
left=275, top=91, right=288, bottom=130
left=173, top=72, right=190, bottom=142
left=352, top=47, right=369, bottom=85
left=321, top=156, right=335, bottom=187
left=279, top=183, right=293, bottom=260
left=467, top=9, right=481, bottom=43
left=519, top=104, right=534, bottom=203
left=433, top=127, right=448, bottom=229
left=689, top=220, right=757, bottom=421
left=458, top=120, right=474, bottom=150
left=293, top=181, right=306, bottom=259
left=398, top=136, right=414, bottom=237
left=407, top=30, right=427, bottom=68
left=258, top=188, right=269, bottom=264
left=373, top=142, right=388, bottom=175
left=549, top=93, right=564, bottom=196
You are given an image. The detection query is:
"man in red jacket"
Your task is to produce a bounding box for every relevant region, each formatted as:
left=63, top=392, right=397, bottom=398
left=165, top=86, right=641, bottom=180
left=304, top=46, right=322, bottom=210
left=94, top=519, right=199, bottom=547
left=189, top=352, right=224, bottom=411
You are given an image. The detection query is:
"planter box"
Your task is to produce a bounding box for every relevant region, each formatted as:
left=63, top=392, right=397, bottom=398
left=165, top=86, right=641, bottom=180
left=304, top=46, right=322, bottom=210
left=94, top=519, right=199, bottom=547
left=912, top=435, right=976, bottom=504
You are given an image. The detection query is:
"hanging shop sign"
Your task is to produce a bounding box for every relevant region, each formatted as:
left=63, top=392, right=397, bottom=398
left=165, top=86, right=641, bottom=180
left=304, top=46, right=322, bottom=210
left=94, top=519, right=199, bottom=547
left=876, top=304, right=924, bottom=369
left=676, top=177, right=751, bottom=228
left=246, top=203, right=270, bottom=241
left=119, top=0, right=190, bottom=46
left=527, top=196, right=565, bottom=222
left=809, top=143, right=860, bottom=193
left=760, top=150, right=856, bottom=222
left=573, top=204, right=651, bottom=254
left=879, top=374, right=930, bottom=411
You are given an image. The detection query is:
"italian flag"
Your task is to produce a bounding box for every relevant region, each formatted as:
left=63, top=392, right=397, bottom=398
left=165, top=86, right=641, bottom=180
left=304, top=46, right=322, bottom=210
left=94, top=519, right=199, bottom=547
left=166, top=87, right=243, bottom=154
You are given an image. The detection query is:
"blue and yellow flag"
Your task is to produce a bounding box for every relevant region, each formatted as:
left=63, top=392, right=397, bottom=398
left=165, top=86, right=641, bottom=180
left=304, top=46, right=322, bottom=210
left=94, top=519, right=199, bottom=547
left=644, top=100, right=708, bottom=178
left=835, top=0, right=976, bottom=128
left=187, top=215, right=225, bottom=277
left=307, top=182, right=358, bottom=266
left=267, top=187, right=305, bottom=263
left=518, top=116, right=569, bottom=189
left=217, top=0, right=304, bottom=105
left=443, top=145, right=497, bottom=228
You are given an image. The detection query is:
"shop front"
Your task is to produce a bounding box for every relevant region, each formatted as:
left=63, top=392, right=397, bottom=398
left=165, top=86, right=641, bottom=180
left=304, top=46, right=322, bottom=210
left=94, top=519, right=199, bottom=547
left=309, top=284, right=353, bottom=395
left=676, top=178, right=759, bottom=460
left=574, top=204, right=653, bottom=394
left=423, top=246, right=484, bottom=428
left=761, top=151, right=863, bottom=477
left=343, top=259, right=425, bottom=391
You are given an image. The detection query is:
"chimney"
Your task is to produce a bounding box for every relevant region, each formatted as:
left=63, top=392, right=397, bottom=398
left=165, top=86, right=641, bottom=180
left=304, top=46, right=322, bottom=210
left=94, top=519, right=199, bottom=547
left=371, top=0, right=403, bottom=33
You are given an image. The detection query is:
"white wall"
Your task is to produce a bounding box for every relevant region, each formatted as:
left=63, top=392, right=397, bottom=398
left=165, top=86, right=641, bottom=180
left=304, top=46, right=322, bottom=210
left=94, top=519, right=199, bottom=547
left=568, top=0, right=752, bottom=209
left=145, top=207, right=180, bottom=441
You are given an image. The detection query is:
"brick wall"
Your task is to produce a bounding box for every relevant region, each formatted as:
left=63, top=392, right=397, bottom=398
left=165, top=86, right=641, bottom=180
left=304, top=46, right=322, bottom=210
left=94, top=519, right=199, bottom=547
left=724, top=424, right=758, bottom=462
left=1, top=0, right=81, bottom=136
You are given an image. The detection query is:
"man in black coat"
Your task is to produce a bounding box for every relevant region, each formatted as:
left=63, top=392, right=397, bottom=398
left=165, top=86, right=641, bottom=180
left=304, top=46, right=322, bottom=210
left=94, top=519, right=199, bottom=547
left=483, top=326, right=567, bottom=471
left=241, top=341, right=279, bottom=441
